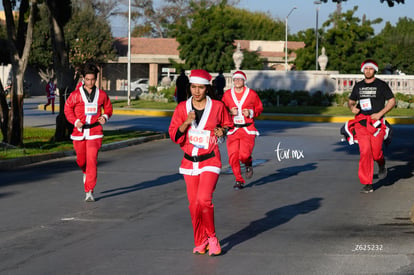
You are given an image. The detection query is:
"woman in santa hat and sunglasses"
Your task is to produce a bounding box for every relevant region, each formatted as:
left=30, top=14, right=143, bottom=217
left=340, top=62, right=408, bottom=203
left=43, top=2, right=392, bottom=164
left=221, top=70, right=263, bottom=190
left=169, top=69, right=232, bottom=256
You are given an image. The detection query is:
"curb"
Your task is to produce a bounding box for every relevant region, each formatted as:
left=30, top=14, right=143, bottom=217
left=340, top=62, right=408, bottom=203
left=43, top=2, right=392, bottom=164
left=0, top=133, right=168, bottom=170
left=100, top=133, right=168, bottom=151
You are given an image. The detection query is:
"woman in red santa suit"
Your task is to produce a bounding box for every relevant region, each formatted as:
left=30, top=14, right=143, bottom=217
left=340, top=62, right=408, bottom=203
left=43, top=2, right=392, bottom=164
left=64, top=63, right=113, bottom=202
left=222, top=71, right=263, bottom=190
left=169, top=69, right=232, bottom=256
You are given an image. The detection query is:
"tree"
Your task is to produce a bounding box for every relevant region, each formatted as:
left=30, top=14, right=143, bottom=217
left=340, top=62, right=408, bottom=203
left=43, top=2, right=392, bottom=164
left=294, top=6, right=382, bottom=73
left=320, top=0, right=405, bottom=7
left=40, top=0, right=116, bottom=141
left=29, top=4, right=53, bottom=71
left=31, top=1, right=117, bottom=72
left=130, top=0, right=239, bottom=38
left=174, top=1, right=235, bottom=72
left=43, top=0, right=74, bottom=141
left=84, top=0, right=118, bottom=20
left=227, top=7, right=285, bottom=41
left=374, top=17, right=414, bottom=74
left=2, top=0, right=38, bottom=146
left=291, top=29, right=318, bottom=71
left=173, top=1, right=263, bottom=71
left=65, top=4, right=116, bottom=66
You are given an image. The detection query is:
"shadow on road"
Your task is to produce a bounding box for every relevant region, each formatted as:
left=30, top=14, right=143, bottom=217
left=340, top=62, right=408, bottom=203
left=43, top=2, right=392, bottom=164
left=374, top=161, right=414, bottom=191
left=244, top=162, right=317, bottom=188
left=0, top=160, right=78, bottom=186
left=220, top=197, right=323, bottom=254
left=97, top=173, right=182, bottom=200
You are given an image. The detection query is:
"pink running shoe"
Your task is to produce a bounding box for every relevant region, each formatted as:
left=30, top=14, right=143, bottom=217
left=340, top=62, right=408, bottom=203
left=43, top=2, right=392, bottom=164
left=193, top=239, right=209, bottom=254
left=208, top=237, right=221, bottom=256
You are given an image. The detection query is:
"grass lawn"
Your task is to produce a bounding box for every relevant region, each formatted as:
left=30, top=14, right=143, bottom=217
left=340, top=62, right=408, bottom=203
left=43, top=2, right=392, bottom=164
left=0, top=127, right=157, bottom=160
left=111, top=99, right=178, bottom=109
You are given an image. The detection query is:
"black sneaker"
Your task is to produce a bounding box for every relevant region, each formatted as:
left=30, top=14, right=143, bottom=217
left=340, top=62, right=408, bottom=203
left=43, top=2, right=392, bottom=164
left=245, top=166, right=253, bottom=179
left=233, top=181, right=244, bottom=190
left=361, top=184, right=373, bottom=193
left=378, top=165, right=387, bottom=179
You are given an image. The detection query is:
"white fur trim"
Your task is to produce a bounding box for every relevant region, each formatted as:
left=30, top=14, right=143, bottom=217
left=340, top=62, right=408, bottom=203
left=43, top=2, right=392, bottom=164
left=232, top=73, right=246, bottom=81
left=249, top=109, right=254, bottom=118
left=179, top=166, right=221, bottom=175
left=189, top=76, right=210, bottom=85
left=361, top=62, right=378, bottom=72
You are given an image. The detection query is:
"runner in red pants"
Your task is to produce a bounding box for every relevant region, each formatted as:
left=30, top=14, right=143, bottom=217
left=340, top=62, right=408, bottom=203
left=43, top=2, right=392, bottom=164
left=65, top=63, right=113, bottom=202
left=222, top=71, right=263, bottom=190
left=348, top=59, right=395, bottom=193
left=169, top=69, right=232, bottom=256
left=354, top=118, right=386, bottom=186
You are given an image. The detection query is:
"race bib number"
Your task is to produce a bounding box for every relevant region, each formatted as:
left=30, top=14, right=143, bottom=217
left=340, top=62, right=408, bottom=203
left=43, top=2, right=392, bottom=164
left=188, top=129, right=210, bottom=149
left=85, top=103, right=98, bottom=115
left=360, top=98, right=372, bottom=111
left=233, top=115, right=245, bottom=125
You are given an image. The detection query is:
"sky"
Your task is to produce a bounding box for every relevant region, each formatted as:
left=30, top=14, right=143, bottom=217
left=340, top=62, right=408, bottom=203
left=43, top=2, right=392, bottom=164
left=111, top=0, right=413, bottom=37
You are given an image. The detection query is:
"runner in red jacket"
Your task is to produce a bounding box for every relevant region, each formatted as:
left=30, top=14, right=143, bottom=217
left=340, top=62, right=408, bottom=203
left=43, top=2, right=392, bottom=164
left=44, top=78, right=56, bottom=114
left=222, top=71, right=263, bottom=190
left=64, top=63, right=113, bottom=202
left=169, top=69, right=232, bottom=256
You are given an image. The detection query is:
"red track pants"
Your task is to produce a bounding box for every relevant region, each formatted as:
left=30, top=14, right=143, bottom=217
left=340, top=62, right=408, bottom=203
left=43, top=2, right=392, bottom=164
left=355, top=123, right=385, bottom=185
left=44, top=98, right=55, bottom=113
left=73, top=138, right=102, bottom=192
left=184, top=172, right=219, bottom=247
left=226, top=130, right=255, bottom=183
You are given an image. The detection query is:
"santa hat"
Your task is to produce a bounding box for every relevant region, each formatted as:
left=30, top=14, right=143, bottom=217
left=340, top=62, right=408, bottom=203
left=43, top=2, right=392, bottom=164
left=361, top=59, right=378, bottom=73
left=189, top=69, right=212, bottom=85
left=232, top=71, right=247, bottom=81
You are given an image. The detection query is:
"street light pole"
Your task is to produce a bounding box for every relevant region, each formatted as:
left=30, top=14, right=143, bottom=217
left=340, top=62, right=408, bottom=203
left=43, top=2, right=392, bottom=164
left=127, top=0, right=131, bottom=106
left=285, top=7, right=297, bottom=71
left=314, top=1, right=321, bottom=71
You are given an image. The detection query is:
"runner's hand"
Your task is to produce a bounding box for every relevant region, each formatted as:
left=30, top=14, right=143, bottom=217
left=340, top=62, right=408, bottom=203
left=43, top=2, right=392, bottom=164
left=98, top=116, right=106, bottom=125
left=230, top=107, right=238, bottom=116
left=184, top=110, right=195, bottom=126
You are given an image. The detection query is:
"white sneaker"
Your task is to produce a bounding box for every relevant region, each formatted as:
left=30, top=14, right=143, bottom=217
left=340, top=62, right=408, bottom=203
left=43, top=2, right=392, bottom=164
left=85, top=191, right=95, bottom=202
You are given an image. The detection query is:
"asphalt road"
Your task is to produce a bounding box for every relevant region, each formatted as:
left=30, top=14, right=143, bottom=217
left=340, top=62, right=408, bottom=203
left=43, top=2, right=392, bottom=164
left=1, top=97, right=414, bottom=274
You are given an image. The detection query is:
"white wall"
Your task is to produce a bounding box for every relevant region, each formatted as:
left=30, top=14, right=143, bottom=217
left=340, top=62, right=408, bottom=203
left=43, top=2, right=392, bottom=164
left=220, top=70, right=414, bottom=95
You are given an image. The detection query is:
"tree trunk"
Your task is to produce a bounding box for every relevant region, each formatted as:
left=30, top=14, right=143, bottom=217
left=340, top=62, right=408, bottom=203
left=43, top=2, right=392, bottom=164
left=0, top=88, right=9, bottom=142
left=7, top=84, right=24, bottom=146
left=3, top=0, right=37, bottom=146
left=46, top=0, right=76, bottom=142
left=54, top=86, right=73, bottom=141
